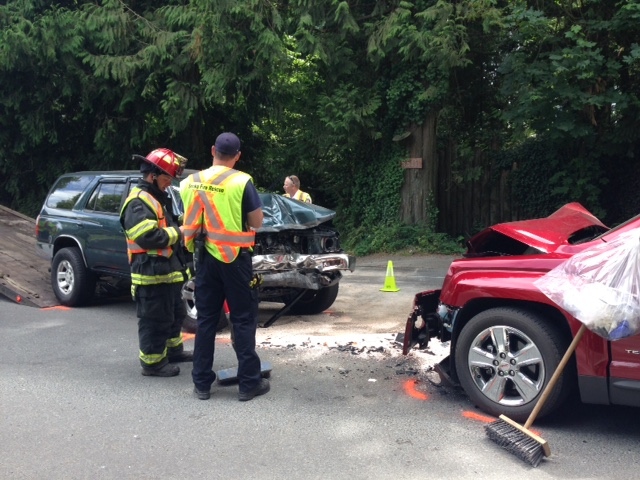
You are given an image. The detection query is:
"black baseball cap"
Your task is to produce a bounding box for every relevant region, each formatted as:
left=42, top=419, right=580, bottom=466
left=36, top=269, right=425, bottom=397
left=215, top=132, right=241, bottom=155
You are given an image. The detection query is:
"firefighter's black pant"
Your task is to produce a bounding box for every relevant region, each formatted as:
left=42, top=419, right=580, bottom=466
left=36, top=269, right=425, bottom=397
left=192, top=250, right=261, bottom=393
left=136, top=282, right=185, bottom=367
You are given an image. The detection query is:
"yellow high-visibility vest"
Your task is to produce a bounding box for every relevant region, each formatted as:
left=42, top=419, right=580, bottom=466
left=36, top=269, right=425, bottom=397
left=180, top=166, right=255, bottom=263
left=284, top=190, right=312, bottom=203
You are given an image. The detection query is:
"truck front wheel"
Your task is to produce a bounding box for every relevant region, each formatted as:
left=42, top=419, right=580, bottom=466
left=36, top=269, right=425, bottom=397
left=454, top=307, right=573, bottom=422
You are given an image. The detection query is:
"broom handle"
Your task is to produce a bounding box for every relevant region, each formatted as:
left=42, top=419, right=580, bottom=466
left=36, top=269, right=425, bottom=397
left=524, top=323, right=587, bottom=429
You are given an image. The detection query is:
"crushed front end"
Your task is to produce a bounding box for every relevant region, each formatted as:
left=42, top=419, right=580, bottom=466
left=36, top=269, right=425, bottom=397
left=402, top=289, right=446, bottom=354
left=402, top=289, right=461, bottom=386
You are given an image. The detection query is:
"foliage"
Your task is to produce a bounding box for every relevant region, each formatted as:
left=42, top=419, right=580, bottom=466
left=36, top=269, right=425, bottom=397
left=342, top=222, right=464, bottom=257
left=0, top=2, right=94, bottom=215
left=490, top=139, right=607, bottom=219
left=3, top=0, right=640, bottom=252
left=494, top=0, right=640, bottom=221
left=334, top=142, right=404, bottom=236
left=339, top=142, right=463, bottom=256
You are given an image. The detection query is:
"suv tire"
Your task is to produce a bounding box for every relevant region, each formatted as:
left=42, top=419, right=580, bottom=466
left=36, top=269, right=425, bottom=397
left=285, top=283, right=340, bottom=315
left=454, top=307, right=572, bottom=422
left=51, top=247, right=97, bottom=306
left=181, top=308, right=229, bottom=333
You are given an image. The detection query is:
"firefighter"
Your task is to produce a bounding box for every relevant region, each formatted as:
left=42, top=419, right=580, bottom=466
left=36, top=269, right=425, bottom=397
left=120, top=148, right=193, bottom=377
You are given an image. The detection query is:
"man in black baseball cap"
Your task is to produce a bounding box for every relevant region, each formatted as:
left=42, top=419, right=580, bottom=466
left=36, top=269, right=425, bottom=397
left=180, top=131, right=269, bottom=402
left=214, top=132, right=241, bottom=156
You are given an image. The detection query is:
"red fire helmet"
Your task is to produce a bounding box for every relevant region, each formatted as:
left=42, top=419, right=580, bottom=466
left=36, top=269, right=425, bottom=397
left=143, top=148, right=188, bottom=178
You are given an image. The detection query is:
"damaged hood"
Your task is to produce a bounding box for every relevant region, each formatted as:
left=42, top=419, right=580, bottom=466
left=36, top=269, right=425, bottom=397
left=170, top=187, right=336, bottom=232
left=258, top=194, right=336, bottom=232
left=468, top=202, right=608, bottom=254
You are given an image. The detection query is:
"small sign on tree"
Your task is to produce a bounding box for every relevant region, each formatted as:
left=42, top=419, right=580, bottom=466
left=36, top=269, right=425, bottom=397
left=401, top=157, right=423, bottom=169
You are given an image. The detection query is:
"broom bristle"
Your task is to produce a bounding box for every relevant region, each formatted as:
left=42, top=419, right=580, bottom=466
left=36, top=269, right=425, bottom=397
left=485, top=417, right=547, bottom=467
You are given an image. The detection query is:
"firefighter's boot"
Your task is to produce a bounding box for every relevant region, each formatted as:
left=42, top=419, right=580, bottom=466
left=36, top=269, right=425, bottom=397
left=168, top=344, right=194, bottom=363
left=141, top=360, right=180, bottom=377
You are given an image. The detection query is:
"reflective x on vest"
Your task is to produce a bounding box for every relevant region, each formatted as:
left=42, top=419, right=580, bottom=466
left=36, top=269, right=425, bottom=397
left=181, top=167, right=255, bottom=263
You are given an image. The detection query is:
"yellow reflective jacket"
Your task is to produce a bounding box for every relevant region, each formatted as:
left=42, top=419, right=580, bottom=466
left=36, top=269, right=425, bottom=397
left=284, top=190, right=312, bottom=203
left=120, top=185, right=185, bottom=286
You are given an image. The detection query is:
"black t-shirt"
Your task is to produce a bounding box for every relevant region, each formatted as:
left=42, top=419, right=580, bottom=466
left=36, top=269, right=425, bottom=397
left=242, top=180, right=262, bottom=227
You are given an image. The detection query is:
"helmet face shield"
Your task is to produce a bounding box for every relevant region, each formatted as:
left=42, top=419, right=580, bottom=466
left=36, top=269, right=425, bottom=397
left=143, top=148, right=188, bottom=178
left=173, top=153, right=187, bottom=178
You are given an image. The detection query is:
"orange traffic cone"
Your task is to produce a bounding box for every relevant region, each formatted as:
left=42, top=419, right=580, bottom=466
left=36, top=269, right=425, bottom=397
left=380, top=260, right=400, bottom=292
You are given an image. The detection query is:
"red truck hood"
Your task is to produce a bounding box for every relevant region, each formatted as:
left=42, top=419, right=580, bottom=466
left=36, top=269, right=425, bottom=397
left=467, top=202, right=608, bottom=255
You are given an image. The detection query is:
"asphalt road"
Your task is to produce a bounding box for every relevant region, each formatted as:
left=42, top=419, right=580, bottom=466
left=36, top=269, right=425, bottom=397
left=2, top=254, right=640, bottom=479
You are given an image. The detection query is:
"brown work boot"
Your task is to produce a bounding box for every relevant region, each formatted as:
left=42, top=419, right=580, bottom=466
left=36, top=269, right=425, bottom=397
left=141, top=363, right=180, bottom=377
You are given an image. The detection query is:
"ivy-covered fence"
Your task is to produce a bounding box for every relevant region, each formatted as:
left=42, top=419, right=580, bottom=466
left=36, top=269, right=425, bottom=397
left=436, top=140, right=547, bottom=237
left=433, top=136, right=639, bottom=239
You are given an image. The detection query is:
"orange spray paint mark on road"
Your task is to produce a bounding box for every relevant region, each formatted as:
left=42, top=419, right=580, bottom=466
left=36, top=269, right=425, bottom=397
left=462, top=411, right=542, bottom=436
left=181, top=333, right=231, bottom=344
left=42, top=306, right=71, bottom=311
left=462, top=411, right=495, bottom=423
left=403, top=379, right=428, bottom=401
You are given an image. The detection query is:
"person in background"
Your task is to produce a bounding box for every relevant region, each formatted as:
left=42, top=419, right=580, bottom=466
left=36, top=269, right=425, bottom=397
left=180, top=132, right=269, bottom=401
left=120, top=148, right=192, bottom=377
left=282, top=175, right=312, bottom=203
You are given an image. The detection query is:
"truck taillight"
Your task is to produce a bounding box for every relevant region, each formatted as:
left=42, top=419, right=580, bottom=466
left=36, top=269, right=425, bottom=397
left=35, top=215, right=40, bottom=237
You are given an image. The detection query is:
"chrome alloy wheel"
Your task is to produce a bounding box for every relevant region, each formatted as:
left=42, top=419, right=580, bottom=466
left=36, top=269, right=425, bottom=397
left=55, top=259, right=75, bottom=295
left=181, top=278, right=197, bottom=320
left=466, top=325, right=546, bottom=407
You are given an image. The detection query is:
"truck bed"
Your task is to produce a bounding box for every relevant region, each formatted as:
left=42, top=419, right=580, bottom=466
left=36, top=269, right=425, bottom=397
left=0, top=205, right=58, bottom=308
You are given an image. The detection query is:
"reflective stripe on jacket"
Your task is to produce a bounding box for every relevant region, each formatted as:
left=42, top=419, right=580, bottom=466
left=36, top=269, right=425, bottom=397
left=120, top=186, right=184, bottom=286
left=180, top=166, right=255, bottom=263
left=121, top=187, right=177, bottom=263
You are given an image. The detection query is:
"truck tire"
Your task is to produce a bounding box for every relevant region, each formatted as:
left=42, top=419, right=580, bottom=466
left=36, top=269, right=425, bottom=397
left=51, top=247, right=96, bottom=306
left=286, top=283, right=340, bottom=315
left=454, top=307, right=573, bottom=422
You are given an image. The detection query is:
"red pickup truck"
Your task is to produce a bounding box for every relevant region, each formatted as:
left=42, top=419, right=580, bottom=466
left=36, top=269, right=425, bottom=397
left=403, top=203, right=640, bottom=421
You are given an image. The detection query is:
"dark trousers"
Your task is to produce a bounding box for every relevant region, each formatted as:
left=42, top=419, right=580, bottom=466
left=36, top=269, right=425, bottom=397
left=192, top=250, right=261, bottom=392
left=136, top=282, right=185, bottom=367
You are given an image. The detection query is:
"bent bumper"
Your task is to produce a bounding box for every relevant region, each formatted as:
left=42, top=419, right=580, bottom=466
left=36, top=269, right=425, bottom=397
left=402, top=289, right=443, bottom=355
left=252, top=253, right=356, bottom=274
left=254, top=253, right=354, bottom=291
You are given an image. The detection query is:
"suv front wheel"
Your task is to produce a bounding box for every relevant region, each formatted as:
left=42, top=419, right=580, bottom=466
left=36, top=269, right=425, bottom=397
left=51, top=247, right=96, bottom=306
left=284, top=283, right=340, bottom=315
left=180, top=279, right=229, bottom=333
left=454, top=307, right=572, bottom=422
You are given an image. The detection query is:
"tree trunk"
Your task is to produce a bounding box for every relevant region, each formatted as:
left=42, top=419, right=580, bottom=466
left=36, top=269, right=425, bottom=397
left=400, top=113, right=438, bottom=225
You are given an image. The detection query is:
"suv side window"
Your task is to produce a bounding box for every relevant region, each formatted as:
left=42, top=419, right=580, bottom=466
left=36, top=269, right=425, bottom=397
left=46, top=175, right=94, bottom=210
left=86, top=182, right=127, bottom=214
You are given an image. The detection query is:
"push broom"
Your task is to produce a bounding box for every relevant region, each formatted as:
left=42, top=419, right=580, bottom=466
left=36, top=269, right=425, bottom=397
left=485, top=323, right=587, bottom=467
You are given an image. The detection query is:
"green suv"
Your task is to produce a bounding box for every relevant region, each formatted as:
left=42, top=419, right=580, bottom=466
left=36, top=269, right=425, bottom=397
left=35, top=171, right=355, bottom=327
